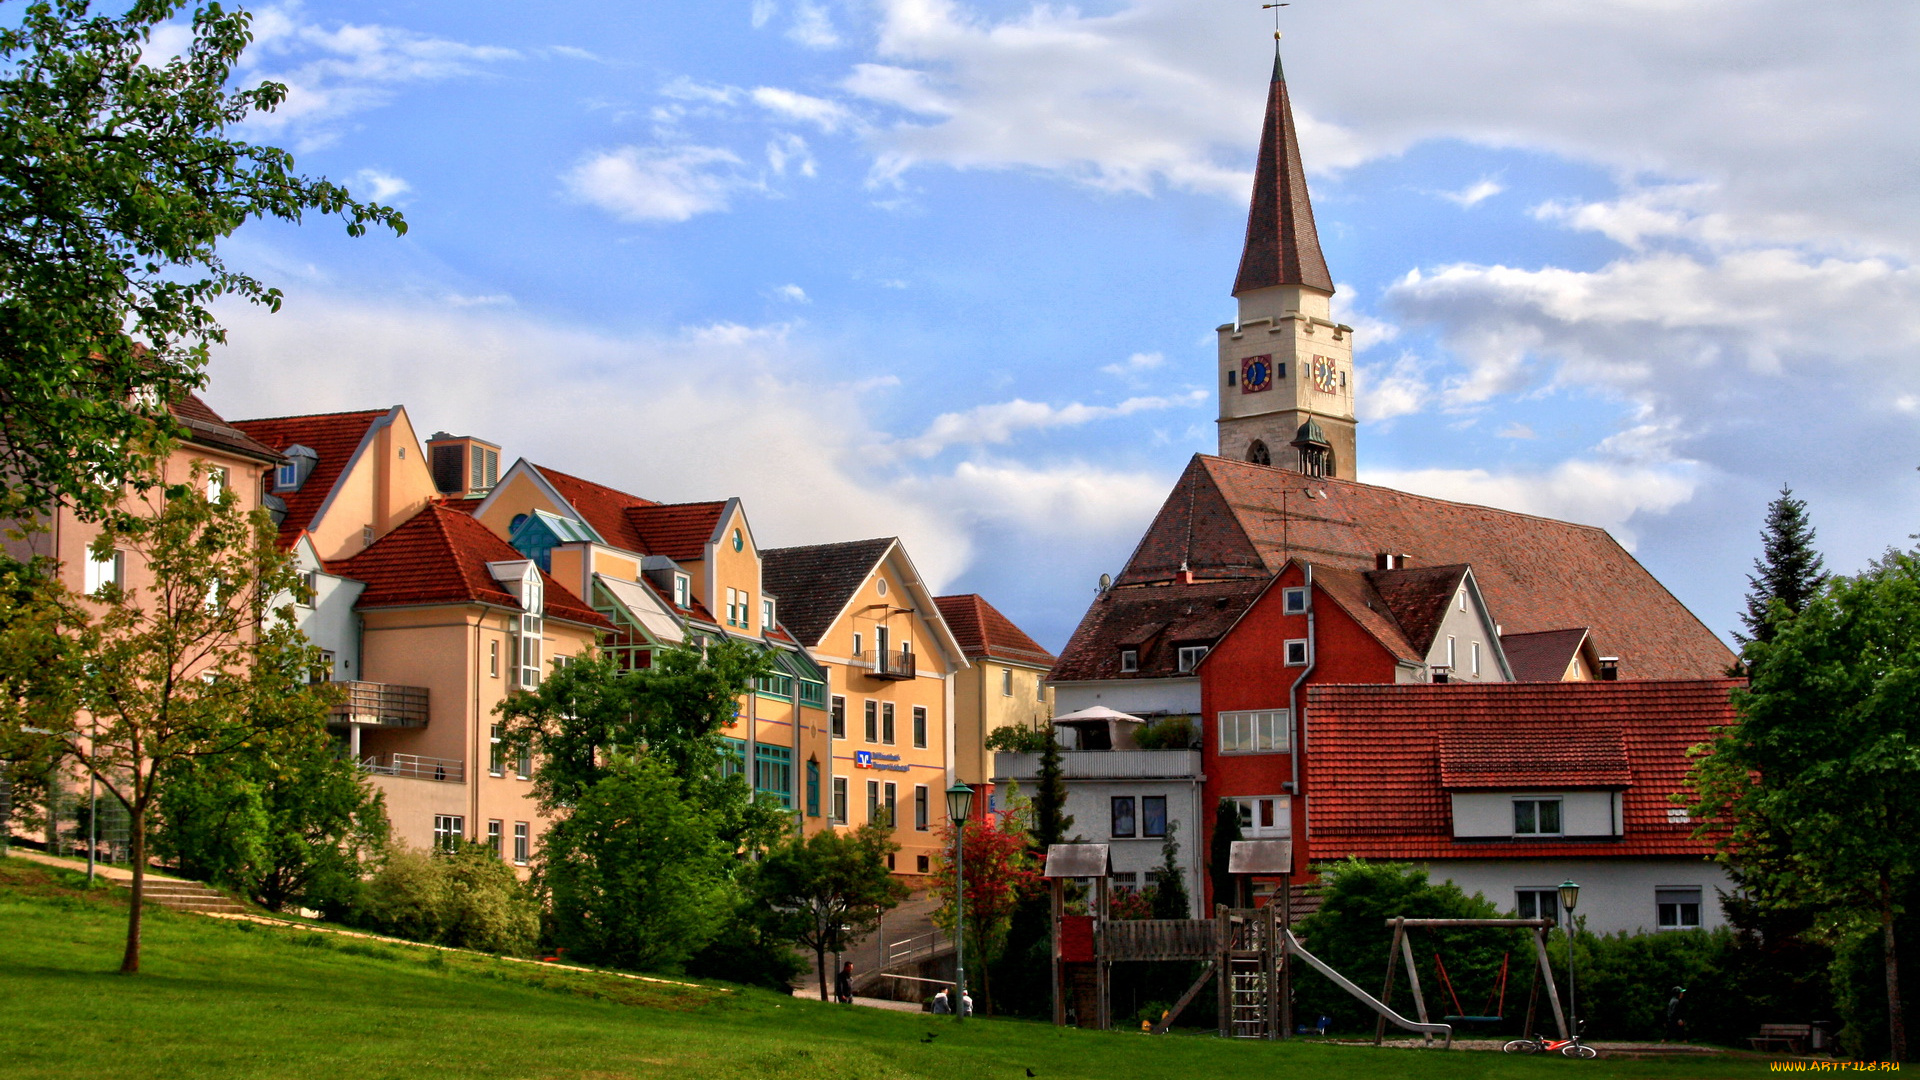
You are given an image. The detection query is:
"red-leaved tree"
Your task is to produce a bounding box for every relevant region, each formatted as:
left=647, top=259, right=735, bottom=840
left=930, top=808, right=1042, bottom=1015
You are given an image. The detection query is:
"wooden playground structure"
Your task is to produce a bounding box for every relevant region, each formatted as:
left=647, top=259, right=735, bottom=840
left=1043, top=842, right=1566, bottom=1046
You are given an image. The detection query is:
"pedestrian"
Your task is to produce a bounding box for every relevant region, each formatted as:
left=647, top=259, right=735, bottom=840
left=932, top=987, right=950, bottom=1014
left=1663, top=986, right=1687, bottom=1043
left=835, top=961, right=855, bottom=1004
left=960, top=989, right=974, bottom=1017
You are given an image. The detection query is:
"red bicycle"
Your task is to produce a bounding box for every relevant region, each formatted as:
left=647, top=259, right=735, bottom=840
left=1504, top=1023, right=1598, bottom=1058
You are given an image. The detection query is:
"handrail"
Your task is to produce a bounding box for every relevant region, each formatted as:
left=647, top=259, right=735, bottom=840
left=360, top=753, right=464, bottom=783
left=1284, top=930, right=1454, bottom=1046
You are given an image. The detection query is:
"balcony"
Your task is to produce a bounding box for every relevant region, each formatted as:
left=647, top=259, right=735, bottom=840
left=994, top=749, right=1202, bottom=782
left=856, top=648, right=916, bottom=681
left=330, top=681, right=429, bottom=728
left=361, top=753, right=464, bottom=783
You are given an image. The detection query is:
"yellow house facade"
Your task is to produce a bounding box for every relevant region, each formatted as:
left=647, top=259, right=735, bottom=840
left=935, top=594, right=1057, bottom=789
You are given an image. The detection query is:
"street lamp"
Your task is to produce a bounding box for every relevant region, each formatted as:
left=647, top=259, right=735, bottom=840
left=1558, top=880, right=1581, bottom=1036
left=946, top=783, right=974, bottom=1021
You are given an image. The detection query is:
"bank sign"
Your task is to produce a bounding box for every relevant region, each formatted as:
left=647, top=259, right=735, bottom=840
left=853, top=750, right=911, bottom=773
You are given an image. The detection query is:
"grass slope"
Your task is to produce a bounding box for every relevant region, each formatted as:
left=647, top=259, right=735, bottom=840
left=0, top=857, right=1774, bottom=1080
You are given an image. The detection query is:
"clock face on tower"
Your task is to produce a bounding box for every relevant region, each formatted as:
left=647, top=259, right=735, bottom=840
left=1311, top=355, right=1340, bottom=394
left=1241, top=354, right=1273, bottom=394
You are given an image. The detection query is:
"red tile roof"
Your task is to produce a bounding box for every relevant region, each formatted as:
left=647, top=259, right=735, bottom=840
left=232, top=409, right=389, bottom=547
left=1051, top=577, right=1269, bottom=681
left=1501, top=628, right=1592, bottom=682
left=531, top=464, right=658, bottom=552
left=170, top=395, right=282, bottom=464
left=1308, top=565, right=1421, bottom=663
left=1304, top=679, right=1740, bottom=860
left=935, top=594, right=1056, bottom=668
left=1082, top=455, right=1732, bottom=680
left=326, top=502, right=610, bottom=628
left=627, top=502, right=727, bottom=562
left=1234, top=53, right=1334, bottom=295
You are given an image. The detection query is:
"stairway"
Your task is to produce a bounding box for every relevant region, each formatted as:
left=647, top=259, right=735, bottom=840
left=128, top=878, right=247, bottom=914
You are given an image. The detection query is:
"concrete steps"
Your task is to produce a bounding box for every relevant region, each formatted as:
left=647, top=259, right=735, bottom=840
left=128, top=878, right=247, bottom=914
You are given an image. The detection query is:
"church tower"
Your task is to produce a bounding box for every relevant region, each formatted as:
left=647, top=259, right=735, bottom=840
left=1216, top=48, right=1356, bottom=480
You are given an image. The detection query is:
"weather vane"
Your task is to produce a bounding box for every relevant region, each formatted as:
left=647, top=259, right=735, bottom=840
left=1263, top=2, right=1288, bottom=40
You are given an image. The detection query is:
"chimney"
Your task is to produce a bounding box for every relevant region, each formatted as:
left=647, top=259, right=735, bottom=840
left=426, top=432, right=501, bottom=498
left=1597, top=656, right=1620, bottom=681
left=1431, top=666, right=1451, bottom=685
left=1374, top=553, right=1415, bottom=570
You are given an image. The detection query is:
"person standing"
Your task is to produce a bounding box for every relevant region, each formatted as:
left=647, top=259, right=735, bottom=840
left=1663, top=986, right=1688, bottom=1043
left=932, top=987, right=950, bottom=1014
left=835, top=961, right=855, bottom=1004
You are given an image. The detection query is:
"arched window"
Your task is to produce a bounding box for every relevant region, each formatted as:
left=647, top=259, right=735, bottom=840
left=1247, top=440, right=1271, bottom=466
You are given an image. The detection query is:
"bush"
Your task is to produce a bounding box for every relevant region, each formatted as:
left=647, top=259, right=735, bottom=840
left=985, top=724, right=1052, bottom=754
left=350, top=842, right=538, bottom=956
left=1133, top=717, right=1197, bottom=750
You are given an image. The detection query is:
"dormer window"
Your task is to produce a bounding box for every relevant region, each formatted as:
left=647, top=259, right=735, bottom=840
left=1176, top=645, right=1208, bottom=673
left=762, top=598, right=776, bottom=630
left=673, top=574, right=690, bottom=608
left=1119, top=649, right=1139, bottom=673
left=276, top=445, right=318, bottom=492
left=277, top=460, right=298, bottom=488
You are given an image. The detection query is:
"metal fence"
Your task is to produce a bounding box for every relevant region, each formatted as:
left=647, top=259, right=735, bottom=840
left=361, top=753, right=464, bottom=783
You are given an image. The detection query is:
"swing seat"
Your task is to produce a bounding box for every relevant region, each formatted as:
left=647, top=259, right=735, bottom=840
left=1445, top=1015, right=1504, bottom=1024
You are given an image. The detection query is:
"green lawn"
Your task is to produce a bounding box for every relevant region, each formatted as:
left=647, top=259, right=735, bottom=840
left=0, top=856, right=1776, bottom=1080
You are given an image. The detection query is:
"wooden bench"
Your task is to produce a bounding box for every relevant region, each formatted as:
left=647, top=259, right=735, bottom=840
left=1749, top=1024, right=1813, bottom=1054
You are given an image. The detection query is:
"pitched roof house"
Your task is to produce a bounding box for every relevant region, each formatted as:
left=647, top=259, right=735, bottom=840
left=935, top=593, right=1057, bottom=787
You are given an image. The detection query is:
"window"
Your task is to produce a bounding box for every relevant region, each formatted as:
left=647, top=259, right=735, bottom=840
left=915, top=785, right=929, bottom=830
left=864, top=699, right=878, bottom=742
left=763, top=598, right=776, bottom=630
left=432, top=815, right=465, bottom=851
left=308, top=650, right=335, bottom=684
left=1516, top=889, right=1560, bottom=923
left=884, top=782, right=897, bottom=829
left=1218, top=709, right=1289, bottom=753
left=1142, top=796, right=1168, bottom=838
left=1120, top=649, right=1139, bottom=673
left=831, top=695, right=847, bottom=739
left=296, top=569, right=319, bottom=607
left=798, top=680, right=827, bottom=708
left=852, top=631, right=863, bottom=658
left=1284, top=639, right=1309, bottom=666
left=755, top=745, right=793, bottom=808
left=913, top=706, right=927, bottom=749
left=807, top=759, right=821, bottom=817
left=490, top=723, right=506, bottom=776
left=754, top=671, right=795, bottom=699
left=738, top=590, right=750, bottom=627
left=1176, top=645, right=1208, bottom=672
left=277, top=460, right=299, bottom=488
left=362, top=525, right=375, bottom=547
left=1001, top=668, right=1013, bottom=696
left=876, top=578, right=888, bottom=597
left=881, top=702, right=895, bottom=745
left=867, top=780, right=880, bottom=824
left=1446, top=635, right=1457, bottom=669
left=513, top=822, right=529, bottom=865
left=517, top=577, right=544, bottom=689
left=1111, top=796, right=1137, bottom=838
left=725, top=587, right=738, bottom=626
left=917, top=854, right=930, bottom=873
left=206, top=467, right=229, bottom=502
left=516, top=745, right=532, bottom=779
left=489, top=640, right=500, bottom=678
left=1513, top=798, right=1563, bottom=836
left=1037, top=675, right=1046, bottom=701
left=832, top=777, right=849, bottom=822
left=720, top=738, right=747, bottom=780
left=1230, top=796, right=1291, bottom=838
left=1471, top=641, right=1481, bottom=676
left=1226, top=367, right=1236, bottom=387
left=1459, top=587, right=1468, bottom=613
left=673, top=574, right=690, bottom=608
left=487, top=820, right=502, bottom=858
left=1283, top=587, right=1308, bottom=615
left=1657, top=888, right=1703, bottom=929
left=84, top=549, right=123, bottom=595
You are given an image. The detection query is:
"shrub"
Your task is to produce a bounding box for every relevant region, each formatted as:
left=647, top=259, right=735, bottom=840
left=985, top=724, right=1051, bottom=754
left=351, top=842, right=538, bottom=956
left=1133, top=717, right=1197, bottom=750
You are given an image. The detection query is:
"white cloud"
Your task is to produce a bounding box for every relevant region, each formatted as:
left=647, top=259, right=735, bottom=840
left=1360, top=460, right=1700, bottom=549
left=562, top=145, right=753, bottom=223
left=751, top=0, right=777, bottom=30
left=1100, top=351, right=1165, bottom=377
left=788, top=2, right=842, bottom=49
left=769, top=283, right=811, bottom=303
left=354, top=169, right=411, bottom=203
left=767, top=133, right=817, bottom=177
left=751, top=86, right=854, bottom=133
left=1439, top=177, right=1503, bottom=208
left=1355, top=352, right=1431, bottom=423
left=897, top=391, right=1207, bottom=458
left=1496, top=422, right=1536, bottom=440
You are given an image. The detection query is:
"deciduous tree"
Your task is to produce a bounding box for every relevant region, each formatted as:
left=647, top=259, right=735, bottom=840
left=753, top=822, right=907, bottom=1000
left=931, top=804, right=1041, bottom=1015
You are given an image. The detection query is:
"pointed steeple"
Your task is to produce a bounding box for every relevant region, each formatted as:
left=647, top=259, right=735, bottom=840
left=1232, top=46, right=1334, bottom=296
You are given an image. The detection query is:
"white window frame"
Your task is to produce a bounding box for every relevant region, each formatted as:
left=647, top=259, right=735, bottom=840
left=1001, top=667, right=1013, bottom=696
left=913, top=705, right=927, bottom=749
left=84, top=548, right=123, bottom=595
left=486, top=820, right=502, bottom=858
left=206, top=466, right=228, bottom=502
left=1515, top=888, right=1561, bottom=923
left=1471, top=641, right=1481, bottom=676
left=489, top=639, right=500, bottom=679
left=1446, top=635, right=1457, bottom=668
left=1284, top=639, right=1309, bottom=666
left=725, top=587, right=738, bottom=627
left=864, top=699, right=878, bottom=742
left=1119, top=649, right=1139, bottom=673
left=762, top=598, right=775, bottom=631
left=489, top=723, right=506, bottom=776
left=1459, top=587, right=1468, bottom=612
left=914, top=785, right=929, bottom=831
left=1176, top=645, right=1208, bottom=673
left=852, top=631, right=863, bottom=659
left=277, top=460, right=299, bottom=488
left=1282, top=587, right=1308, bottom=615
left=1656, top=887, right=1703, bottom=930
left=881, top=702, right=895, bottom=745
left=517, top=572, right=544, bottom=689
left=1218, top=709, right=1290, bottom=754
left=1230, top=795, right=1292, bottom=839
left=673, top=574, right=690, bottom=608
left=1512, top=797, right=1564, bottom=837
left=432, top=814, right=465, bottom=850
left=513, top=822, right=530, bottom=865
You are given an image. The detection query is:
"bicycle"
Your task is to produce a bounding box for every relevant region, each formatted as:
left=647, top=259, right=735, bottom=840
left=1503, top=1023, right=1598, bottom=1058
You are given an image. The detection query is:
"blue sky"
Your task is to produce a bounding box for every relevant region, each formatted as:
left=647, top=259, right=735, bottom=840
left=197, top=0, right=1920, bottom=652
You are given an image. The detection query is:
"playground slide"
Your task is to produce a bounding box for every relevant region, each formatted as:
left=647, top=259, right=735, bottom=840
left=1282, top=931, right=1454, bottom=1043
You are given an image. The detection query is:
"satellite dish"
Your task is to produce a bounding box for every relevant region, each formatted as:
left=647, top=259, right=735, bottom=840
left=1098, top=573, right=1112, bottom=593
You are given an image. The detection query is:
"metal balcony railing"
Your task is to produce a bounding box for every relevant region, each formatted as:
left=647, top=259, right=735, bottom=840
left=330, top=681, right=429, bottom=728
left=855, top=648, right=916, bottom=681
left=886, top=928, right=952, bottom=969
left=361, top=753, right=463, bottom=783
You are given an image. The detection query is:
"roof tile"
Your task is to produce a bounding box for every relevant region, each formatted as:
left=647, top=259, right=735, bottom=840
left=935, top=594, right=1056, bottom=667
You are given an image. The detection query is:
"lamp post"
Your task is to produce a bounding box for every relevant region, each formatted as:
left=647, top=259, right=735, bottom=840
left=1558, top=879, right=1581, bottom=1036
left=946, top=782, right=975, bottom=1022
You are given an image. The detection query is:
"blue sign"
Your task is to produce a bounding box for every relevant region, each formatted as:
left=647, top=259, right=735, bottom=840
left=854, top=750, right=872, bottom=768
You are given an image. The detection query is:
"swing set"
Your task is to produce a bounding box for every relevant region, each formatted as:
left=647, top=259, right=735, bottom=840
left=1373, top=917, right=1567, bottom=1047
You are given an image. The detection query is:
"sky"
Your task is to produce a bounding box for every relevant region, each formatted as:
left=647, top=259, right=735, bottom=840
left=188, top=0, right=1920, bottom=653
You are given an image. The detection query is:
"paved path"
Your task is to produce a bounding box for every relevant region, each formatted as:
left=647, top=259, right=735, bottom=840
left=8, top=847, right=183, bottom=882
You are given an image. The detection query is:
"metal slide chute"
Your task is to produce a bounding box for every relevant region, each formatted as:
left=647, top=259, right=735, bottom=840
left=1283, top=930, right=1455, bottom=1046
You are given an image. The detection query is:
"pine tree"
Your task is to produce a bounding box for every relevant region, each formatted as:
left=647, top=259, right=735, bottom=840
left=1031, top=727, right=1074, bottom=850
left=1738, top=486, right=1830, bottom=648
left=1150, top=821, right=1191, bottom=919
left=1208, top=799, right=1245, bottom=910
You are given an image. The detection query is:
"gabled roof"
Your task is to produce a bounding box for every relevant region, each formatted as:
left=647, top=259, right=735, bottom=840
left=1365, top=564, right=1469, bottom=656
left=1232, top=49, right=1334, bottom=295
left=326, top=502, right=609, bottom=628
left=935, top=594, right=1056, bottom=668
left=1304, top=679, right=1740, bottom=860
left=760, top=538, right=896, bottom=647
left=1308, top=565, right=1422, bottom=663
left=171, top=395, right=282, bottom=464
left=530, top=464, right=657, bottom=553
left=1501, top=627, right=1593, bottom=683
left=1083, top=455, right=1732, bottom=680
left=1049, top=577, right=1268, bottom=681
left=232, top=409, right=390, bottom=547
left=627, top=501, right=729, bottom=562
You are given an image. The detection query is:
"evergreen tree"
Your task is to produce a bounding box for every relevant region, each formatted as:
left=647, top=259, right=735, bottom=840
left=1150, top=820, right=1190, bottom=919
left=1208, top=799, right=1244, bottom=910
left=1738, top=486, right=1830, bottom=648
left=1031, top=726, right=1074, bottom=850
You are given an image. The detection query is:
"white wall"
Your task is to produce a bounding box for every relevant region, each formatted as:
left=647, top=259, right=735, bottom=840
left=1422, top=859, right=1735, bottom=936
left=291, top=544, right=366, bottom=680
left=1451, top=792, right=1620, bottom=838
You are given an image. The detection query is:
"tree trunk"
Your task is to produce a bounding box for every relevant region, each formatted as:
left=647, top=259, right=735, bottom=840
left=120, top=802, right=144, bottom=974
left=817, top=942, right=829, bottom=1002
left=1885, top=886, right=1906, bottom=1062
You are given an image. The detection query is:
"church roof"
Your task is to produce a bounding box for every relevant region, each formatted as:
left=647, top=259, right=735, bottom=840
left=1232, top=50, right=1334, bottom=296
left=1060, top=455, right=1732, bottom=680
